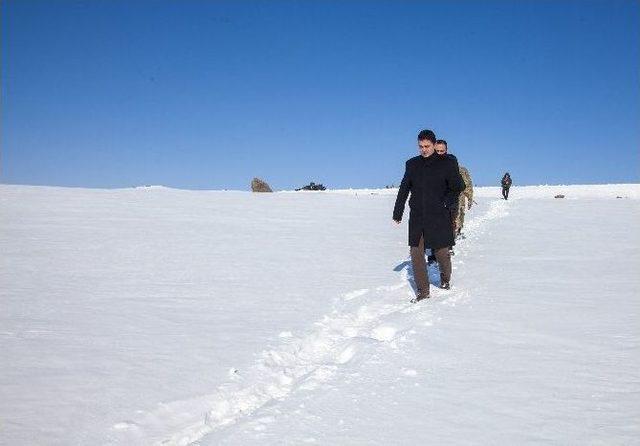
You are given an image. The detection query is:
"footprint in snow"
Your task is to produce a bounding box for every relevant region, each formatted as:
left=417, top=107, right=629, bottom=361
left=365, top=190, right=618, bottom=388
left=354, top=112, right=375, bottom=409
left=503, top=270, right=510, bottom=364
left=112, top=421, right=137, bottom=431
left=370, top=325, right=398, bottom=342
left=335, top=344, right=357, bottom=364
left=343, top=289, right=369, bottom=301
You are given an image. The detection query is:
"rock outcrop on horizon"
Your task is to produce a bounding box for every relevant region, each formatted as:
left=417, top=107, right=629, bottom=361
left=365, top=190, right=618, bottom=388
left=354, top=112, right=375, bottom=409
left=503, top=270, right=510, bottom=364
left=251, top=178, right=273, bottom=193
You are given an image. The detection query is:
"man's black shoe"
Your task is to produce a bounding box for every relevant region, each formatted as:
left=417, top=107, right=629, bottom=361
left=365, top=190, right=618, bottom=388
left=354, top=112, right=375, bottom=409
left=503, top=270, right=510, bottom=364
left=440, top=281, right=450, bottom=290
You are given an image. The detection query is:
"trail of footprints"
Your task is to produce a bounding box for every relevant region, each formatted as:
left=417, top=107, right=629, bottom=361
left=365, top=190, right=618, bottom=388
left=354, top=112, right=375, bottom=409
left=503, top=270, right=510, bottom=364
left=112, top=199, right=509, bottom=446
left=120, top=271, right=456, bottom=446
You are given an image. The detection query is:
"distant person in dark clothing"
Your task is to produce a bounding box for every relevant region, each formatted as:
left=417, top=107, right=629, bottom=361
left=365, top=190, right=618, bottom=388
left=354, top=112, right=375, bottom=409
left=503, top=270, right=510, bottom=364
left=393, top=130, right=466, bottom=302
left=501, top=172, right=512, bottom=200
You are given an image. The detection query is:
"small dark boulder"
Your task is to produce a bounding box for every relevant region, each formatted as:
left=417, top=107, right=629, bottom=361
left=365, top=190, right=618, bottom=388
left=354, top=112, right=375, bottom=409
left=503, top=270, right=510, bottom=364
left=251, top=177, right=273, bottom=193
left=554, top=194, right=565, bottom=199
left=296, top=182, right=326, bottom=191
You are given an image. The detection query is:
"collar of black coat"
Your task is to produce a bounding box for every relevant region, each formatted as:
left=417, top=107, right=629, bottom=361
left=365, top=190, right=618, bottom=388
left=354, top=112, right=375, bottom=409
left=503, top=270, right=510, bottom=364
left=420, top=152, right=438, bottom=163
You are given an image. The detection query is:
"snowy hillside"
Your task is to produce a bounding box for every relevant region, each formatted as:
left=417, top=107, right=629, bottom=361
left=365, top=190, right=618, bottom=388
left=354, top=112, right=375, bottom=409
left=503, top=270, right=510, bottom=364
left=1, top=184, right=639, bottom=445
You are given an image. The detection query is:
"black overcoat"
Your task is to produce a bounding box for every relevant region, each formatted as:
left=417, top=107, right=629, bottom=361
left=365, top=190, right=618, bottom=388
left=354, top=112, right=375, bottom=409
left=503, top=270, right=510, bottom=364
left=393, top=153, right=466, bottom=249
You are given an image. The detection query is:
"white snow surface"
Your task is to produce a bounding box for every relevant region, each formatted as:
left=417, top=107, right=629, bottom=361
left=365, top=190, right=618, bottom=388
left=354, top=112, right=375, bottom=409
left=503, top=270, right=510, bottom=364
left=1, top=184, right=639, bottom=445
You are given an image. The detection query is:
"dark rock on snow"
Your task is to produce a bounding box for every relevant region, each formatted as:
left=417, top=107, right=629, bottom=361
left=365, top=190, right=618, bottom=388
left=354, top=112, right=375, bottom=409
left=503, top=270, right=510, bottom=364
left=296, top=182, right=326, bottom=191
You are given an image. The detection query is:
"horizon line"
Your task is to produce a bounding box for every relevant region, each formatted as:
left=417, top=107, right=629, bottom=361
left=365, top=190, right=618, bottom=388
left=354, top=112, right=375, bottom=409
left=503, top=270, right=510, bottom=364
left=1, top=181, right=639, bottom=193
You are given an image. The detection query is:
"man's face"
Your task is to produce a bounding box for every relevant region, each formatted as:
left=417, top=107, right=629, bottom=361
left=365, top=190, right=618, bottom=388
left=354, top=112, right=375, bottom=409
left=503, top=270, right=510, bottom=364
left=435, top=143, right=447, bottom=155
left=418, top=139, right=435, bottom=157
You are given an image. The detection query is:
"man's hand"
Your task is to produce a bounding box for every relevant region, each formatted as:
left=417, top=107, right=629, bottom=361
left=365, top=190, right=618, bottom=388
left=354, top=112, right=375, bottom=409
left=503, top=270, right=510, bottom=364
left=393, top=219, right=401, bottom=224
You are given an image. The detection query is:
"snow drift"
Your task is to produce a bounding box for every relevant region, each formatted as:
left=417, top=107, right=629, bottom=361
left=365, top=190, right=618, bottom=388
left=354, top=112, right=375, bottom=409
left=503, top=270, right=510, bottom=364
left=1, top=184, right=638, bottom=445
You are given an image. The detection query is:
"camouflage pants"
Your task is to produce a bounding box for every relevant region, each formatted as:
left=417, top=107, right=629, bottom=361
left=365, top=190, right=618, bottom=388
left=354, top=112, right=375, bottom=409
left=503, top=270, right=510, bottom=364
left=455, top=204, right=466, bottom=232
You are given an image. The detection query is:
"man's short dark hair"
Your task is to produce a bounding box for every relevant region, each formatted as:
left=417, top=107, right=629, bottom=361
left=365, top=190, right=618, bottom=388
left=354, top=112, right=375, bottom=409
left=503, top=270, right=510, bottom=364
left=436, top=139, right=448, bottom=148
left=417, top=129, right=436, bottom=144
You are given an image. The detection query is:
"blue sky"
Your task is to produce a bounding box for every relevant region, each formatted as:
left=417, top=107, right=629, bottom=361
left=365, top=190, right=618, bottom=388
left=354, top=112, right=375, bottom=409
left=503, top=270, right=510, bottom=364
left=2, top=0, right=638, bottom=189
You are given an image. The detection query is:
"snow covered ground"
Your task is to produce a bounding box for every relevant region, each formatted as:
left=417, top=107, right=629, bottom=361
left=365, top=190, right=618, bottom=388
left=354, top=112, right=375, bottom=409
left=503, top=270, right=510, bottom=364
left=1, top=184, right=638, bottom=445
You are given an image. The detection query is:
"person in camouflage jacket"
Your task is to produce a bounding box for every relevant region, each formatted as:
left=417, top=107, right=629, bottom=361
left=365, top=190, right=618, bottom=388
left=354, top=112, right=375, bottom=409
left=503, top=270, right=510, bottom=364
left=434, top=140, right=474, bottom=239
left=455, top=166, right=474, bottom=235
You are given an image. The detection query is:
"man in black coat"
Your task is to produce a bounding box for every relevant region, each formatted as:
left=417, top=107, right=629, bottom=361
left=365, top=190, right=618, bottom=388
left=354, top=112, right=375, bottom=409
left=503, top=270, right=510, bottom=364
left=393, top=129, right=466, bottom=302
